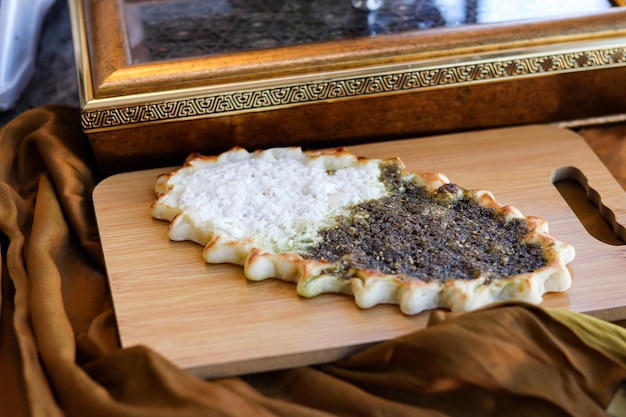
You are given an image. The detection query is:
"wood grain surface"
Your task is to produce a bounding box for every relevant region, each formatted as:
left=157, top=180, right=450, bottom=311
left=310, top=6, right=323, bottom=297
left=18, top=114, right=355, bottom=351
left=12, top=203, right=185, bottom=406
left=93, top=125, right=626, bottom=378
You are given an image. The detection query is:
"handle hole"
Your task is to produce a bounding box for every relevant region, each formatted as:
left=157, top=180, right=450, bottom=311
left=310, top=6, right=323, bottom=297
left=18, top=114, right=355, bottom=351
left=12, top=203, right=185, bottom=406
left=552, top=167, right=625, bottom=246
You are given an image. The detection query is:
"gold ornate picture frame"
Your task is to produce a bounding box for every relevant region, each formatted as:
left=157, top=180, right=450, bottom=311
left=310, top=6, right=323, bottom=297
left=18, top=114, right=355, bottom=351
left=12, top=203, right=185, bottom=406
left=69, top=0, right=626, bottom=175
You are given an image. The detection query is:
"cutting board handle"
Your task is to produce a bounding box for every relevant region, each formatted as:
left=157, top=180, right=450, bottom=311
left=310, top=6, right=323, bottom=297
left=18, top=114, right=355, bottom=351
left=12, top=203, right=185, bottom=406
left=552, top=166, right=626, bottom=245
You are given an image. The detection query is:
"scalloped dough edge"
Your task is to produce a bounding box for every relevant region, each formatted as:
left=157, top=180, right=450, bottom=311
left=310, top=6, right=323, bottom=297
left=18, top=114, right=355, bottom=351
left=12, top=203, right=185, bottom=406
left=152, top=146, right=576, bottom=315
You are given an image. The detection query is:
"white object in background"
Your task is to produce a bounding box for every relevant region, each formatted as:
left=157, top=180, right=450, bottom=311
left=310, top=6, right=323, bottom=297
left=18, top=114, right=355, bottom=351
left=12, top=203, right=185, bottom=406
left=352, top=0, right=383, bottom=11
left=0, top=0, right=56, bottom=111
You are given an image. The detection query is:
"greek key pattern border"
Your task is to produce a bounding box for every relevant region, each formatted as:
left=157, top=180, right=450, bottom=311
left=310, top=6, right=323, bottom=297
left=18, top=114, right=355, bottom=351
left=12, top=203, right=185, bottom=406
left=82, top=45, right=626, bottom=131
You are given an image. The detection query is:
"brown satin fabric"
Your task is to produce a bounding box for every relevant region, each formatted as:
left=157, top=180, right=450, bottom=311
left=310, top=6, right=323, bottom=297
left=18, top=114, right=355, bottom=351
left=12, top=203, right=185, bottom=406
left=1, top=106, right=626, bottom=417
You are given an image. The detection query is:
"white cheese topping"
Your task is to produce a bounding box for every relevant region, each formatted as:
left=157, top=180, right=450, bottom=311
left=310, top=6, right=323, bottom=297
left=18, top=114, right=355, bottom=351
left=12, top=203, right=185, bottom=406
left=157, top=148, right=388, bottom=253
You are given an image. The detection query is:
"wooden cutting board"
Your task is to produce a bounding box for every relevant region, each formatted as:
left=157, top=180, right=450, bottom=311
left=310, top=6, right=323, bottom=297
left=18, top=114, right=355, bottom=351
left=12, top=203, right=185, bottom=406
left=93, top=125, right=626, bottom=378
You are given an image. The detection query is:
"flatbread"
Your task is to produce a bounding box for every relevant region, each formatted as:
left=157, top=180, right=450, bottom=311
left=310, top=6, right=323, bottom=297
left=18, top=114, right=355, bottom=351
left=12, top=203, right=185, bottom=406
left=151, top=146, right=575, bottom=315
